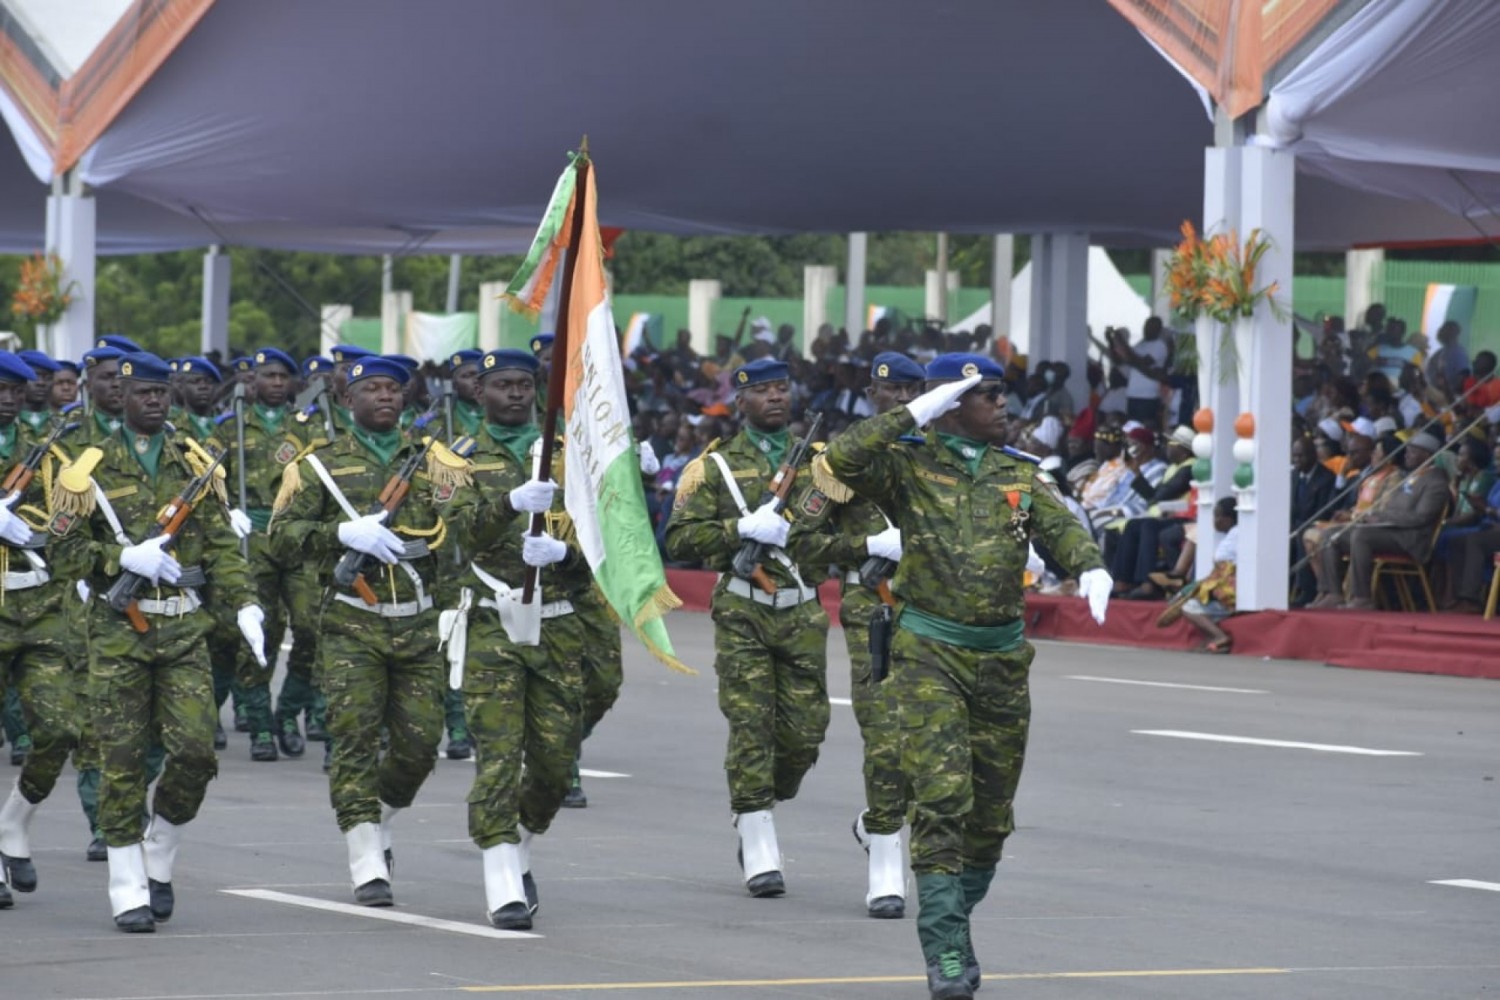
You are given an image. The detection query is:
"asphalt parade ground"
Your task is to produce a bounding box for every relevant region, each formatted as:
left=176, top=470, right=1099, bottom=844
left=4, top=615, right=1497, bottom=1000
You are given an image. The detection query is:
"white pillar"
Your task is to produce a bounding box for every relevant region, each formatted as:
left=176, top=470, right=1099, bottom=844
left=1150, top=248, right=1173, bottom=320
left=1235, top=145, right=1295, bottom=612
left=477, top=281, right=505, bottom=352
left=1029, top=233, right=1089, bottom=395
left=1196, top=145, right=1242, bottom=582
left=381, top=291, right=410, bottom=355
left=989, top=235, right=1014, bottom=344
left=1344, top=248, right=1383, bottom=328
left=381, top=255, right=394, bottom=296
left=924, top=269, right=959, bottom=326
left=446, top=255, right=462, bottom=314
left=803, top=265, right=838, bottom=355
left=44, top=172, right=95, bottom=360
left=845, top=233, right=868, bottom=337
left=320, top=304, right=352, bottom=356
left=200, top=245, right=231, bottom=357
left=687, top=279, right=721, bottom=356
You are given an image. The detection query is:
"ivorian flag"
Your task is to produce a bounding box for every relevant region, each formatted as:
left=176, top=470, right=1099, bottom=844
left=1421, top=283, right=1478, bottom=341
left=504, top=151, right=690, bottom=674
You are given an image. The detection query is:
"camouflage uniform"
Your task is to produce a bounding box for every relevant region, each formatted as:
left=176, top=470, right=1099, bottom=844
left=822, top=406, right=1103, bottom=979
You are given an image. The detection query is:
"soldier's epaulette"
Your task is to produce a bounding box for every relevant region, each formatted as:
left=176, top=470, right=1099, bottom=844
left=50, top=446, right=103, bottom=519
left=214, top=412, right=235, bottom=426
left=423, top=437, right=473, bottom=491
left=271, top=442, right=322, bottom=517
left=295, top=403, right=321, bottom=425
left=179, top=436, right=229, bottom=505
left=810, top=452, right=854, bottom=503
left=1001, top=446, right=1041, bottom=465
left=674, top=438, right=719, bottom=500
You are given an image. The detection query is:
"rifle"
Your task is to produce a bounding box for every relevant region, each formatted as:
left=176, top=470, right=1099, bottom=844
left=1, top=413, right=83, bottom=549
left=332, top=438, right=434, bottom=606
left=105, top=444, right=230, bottom=634
left=293, top=380, right=338, bottom=444
left=869, top=604, right=894, bottom=684
left=232, top=383, right=249, bottom=557
left=729, top=411, right=824, bottom=594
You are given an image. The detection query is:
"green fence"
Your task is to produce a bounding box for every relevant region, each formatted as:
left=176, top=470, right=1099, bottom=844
left=1374, top=260, right=1500, bottom=354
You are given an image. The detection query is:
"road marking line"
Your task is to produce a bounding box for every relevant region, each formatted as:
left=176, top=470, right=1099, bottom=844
left=222, top=889, right=540, bottom=940
left=829, top=696, right=852, bottom=706
left=1068, top=675, right=1267, bottom=694
left=1430, top=879, right=1500, bottom=892
left=579, top=768, right=629, bottom=778
left=1133, top=730, right=1422, bottom=756
left=461, top=967, right=1287, bottom=992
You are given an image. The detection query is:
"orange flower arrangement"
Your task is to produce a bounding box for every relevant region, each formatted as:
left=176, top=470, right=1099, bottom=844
left=1162, top=222, right=1285, bottom=379
left=9, top=253, right=76, bottom=328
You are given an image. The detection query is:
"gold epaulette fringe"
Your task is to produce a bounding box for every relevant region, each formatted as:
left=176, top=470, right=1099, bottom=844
left=49, top=447, right=102, bottom=518
left=424, top=438, right=473, bottom=491
left=674, top=438, right=718, bottom=500
left=811, top=453, right=855, bottom=503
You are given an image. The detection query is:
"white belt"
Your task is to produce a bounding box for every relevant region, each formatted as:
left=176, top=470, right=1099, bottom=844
left=2, top=568, right=50, bottom=591
left=334, top=593, right=434, bottom=618
left=479, top=596, right=574, bottom=620
left=844, top=570, right=862, bottom=586
left=136, top=591, right=203, bottom=617
left=724, top=576, right=819, bottom=609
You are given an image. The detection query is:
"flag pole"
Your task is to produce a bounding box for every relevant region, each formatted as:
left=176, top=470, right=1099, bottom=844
left=523, top=137, right=590, bottom=604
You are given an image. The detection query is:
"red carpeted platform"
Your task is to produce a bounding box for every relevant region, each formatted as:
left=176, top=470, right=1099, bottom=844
left=664, top=569, right=1500, bottom=680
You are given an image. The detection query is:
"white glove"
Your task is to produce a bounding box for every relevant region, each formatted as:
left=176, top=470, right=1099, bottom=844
left=509, top=478, right=557, bottom=514
left=228, top=508, right=254, bottom=540
left=120, top=535, right=182, bottom=586
left=0, top=503, right=32, bottom=547
left=865, top=525, right=902, bottom=562
left=237, top=604, right=268, bottom=667
left=737, top=501, right=790, bottom=548
left=337, top=511, right=404, bottom=565
left=521, top=532, right=568, bottom=567
left=76, top=580, right=91, bottom=603
left=1025, top=544, right=1046, bottom=579
left=638, top=440, right=661, bottom=476
left=905, top=373, right=982, bottom=427
left=1077, top=568, right=1113, bottom=626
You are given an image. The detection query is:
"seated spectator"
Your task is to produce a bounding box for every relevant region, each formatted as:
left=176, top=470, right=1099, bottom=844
left=1446, top=438, right=1500, bottom=613
left=1078, top=427, right=1129, bottom=533
left=1290, top=433, right=1337, bottom=605
left=1302, top=430, right=1399, bottom=600
left=1156, top=497, right=1239, bottom=653
left=1436, top=436, right=1497, bottom=606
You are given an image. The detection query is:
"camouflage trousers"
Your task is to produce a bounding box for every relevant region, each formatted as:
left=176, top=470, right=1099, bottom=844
left=576, top=598, right=622, bottom=739
left=247, top=539, right=323, bottom=729
left=840, top=589, right=907, bottom=836
left=891, top=625, right=1032, bottom=877
left=0, top=597, right=80, bottom=804
left=86, top=605, right=218, bottom=846
left=319, top=602, right=444, bottom=832
left=463, top=608, right=584, bottom=848
left=711, top=593, right=830, bottom=814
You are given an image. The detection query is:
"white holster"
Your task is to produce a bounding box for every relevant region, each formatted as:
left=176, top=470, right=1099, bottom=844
left=471, top=562, right=541, bottom=647
left=439, top=588, right=473, bottom=689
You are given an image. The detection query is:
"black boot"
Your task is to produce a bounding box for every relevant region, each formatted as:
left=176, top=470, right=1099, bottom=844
left=114, top=905, right=156, bottom=932
left=86, top=835, right=107, bottom=862
left=213, top=723, right=227, bottom=751
left=233, top=704, right=250, bottom=733
left=250, top=732, right=279, bottom=762
left=522, top=871, right=539, bottom=915
left=322, top=740, right=332, bottom=773
left=0, top=880, right=11, bottom=909
left=148, top=879, right=174, bottom=922
left=276, top=717, right=306, bottom=758
left=2, top=852, right=37, bottom=893
left=445, top=728, right=473, bottom=761
left=353, top=878, right=393, bottom=907
left=489, top=901, right=532, bottom=930
left=925, top=949, right=974, bottom=1000
left=561, top=777, right=587, bottom=809
left=304, top=710, right=328, bottom=743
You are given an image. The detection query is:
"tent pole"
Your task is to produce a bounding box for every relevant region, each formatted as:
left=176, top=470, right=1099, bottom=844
left=989, top=234, right=1013, bottom=351
left=446, top=254, right=462, bottom=313
left=844, top=233, right=867, bottom=339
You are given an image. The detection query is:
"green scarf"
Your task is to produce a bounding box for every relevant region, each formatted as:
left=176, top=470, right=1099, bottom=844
left=484, top=421, right=541, bottom=465
left=454, top=397, right=484, bottom=435
left=121, top=428, right=165, bottom=479
left=351, top=424, right=404, bottom=467
left=0, top=422, right=15, bottom=463
left=254, top=403, right=286, bottom=433
left=20, top=410, right=49, bottom=433
left=184, top=410, right=216, bottom=441
left=744, top=425, right=790, bottom=468
left=938, top=432, right=988, bottom=477
left=94, top=408, right=122, bottom=439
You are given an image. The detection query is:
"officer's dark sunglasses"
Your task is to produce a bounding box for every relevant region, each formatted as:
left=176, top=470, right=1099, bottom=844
left=962, top=383, right=1006, bottom=403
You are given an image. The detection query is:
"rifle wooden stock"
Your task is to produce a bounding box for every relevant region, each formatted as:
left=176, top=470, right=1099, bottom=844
left=351, top=574, right=380, bottom=606
left=123, top=603, right=149, bottom=634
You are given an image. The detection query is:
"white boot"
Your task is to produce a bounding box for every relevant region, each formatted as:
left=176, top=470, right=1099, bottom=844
left=379, top=802, right=402, bottom=875
left=517, top=823, right=538, bottom=915
left=0, top=781, right=39, bottom=892
left=142, top=815, right=184, bottom=921
left=735, top=810, right=784, bottom=896
left=345, top=822, right=391, bottom=905
left=865, top=830, right=907, bottom=918
left=107, top=843, right=153, bottom=929
left=482, top=843, right=530, bottom=928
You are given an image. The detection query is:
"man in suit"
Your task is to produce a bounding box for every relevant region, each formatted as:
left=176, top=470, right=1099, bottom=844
left=1317, top=431, right=1449, bottom=610
left=1290, top=435, right=1337, bottom=605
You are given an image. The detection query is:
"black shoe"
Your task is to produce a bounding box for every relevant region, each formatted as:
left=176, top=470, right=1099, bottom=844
left=746, top=871, right=786, bottom=897
left=868, top=894, right=904, bottom=919
left=488, top=900, right=532, bottom=930
left=322, top=742, right=332, bottom=773
left=0, top=881, right=11, bottom=909
left=250, top=733, right=279, bottom=762
left=305, top=715, right=328, bottom=742
left=353, top=878, right=393, bottom=907
left=925, top=950, right=974, bottom=1000
left=963, top=944, right=981, bottom=994
left=522, top=871, right=538, bottom=915
left=2, top=852, right=36, bottom=893
left=86, top=836, right=107, bottom=862
left=114, top=905, right=156, bottom=932
left=233, top=708, right=250, bottom=733
left=561, top=781, right=587, bottom=809
left=10, top=736, right=32, bottom=767
left=276, top=719, right=306, bottom=758
left=148, top=879, right=174, bottom=922
left=445, top=733, right=473, bottom=760
left=213, top=723, right=227, bottom=751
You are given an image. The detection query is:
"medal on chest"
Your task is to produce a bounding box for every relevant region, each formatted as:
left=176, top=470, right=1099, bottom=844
left=1005, top=488, right=1032, bottom=542
left=134, top=435, right=151, bottom=455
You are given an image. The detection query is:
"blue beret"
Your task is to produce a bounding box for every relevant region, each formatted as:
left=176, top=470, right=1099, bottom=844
left=346, top=356, right=410, bottom=387
left=733, top=358, right=789, bottom=389
left=386, top=354, right=420, bottom=371
left=17, top=350, right=59, bottom=373
left=230, top=356, right=255, bottom=373
left=925, top=352, right=1005, bottom=382
left=254, top=347, right=297, bottom=373
left=55, top=360, right=81, bottom=376
left=118, top=352, right=172, bottom=384
left=96, top=334, right=143, bottom=353
left=479, top=349, right=540, bottom=376
left=0, top=351, right=38, bottom=383
left=178, top=356, right=223, bottom=382
left=330, top=344, right=374, bottom=363
left=870, top=352, right=923, bottom=383
left=449, top=349, right=484, bottom=371
left=529, top=333, right=555, bottom=355
left=302, top=355, right=332, bottom=376
left=82, top=346, right=125, bottom=367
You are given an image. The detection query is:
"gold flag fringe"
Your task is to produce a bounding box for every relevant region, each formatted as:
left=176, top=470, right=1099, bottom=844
left=632, top=584, right=696, bottom=676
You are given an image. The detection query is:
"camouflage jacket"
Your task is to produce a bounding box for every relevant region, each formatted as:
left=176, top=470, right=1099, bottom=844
left=1, top=420, right=90, bottom=613
left=820, top=408, right=1102, bottom=624
left=663, top=428, right=837, bottom=592
left=213, top=405, right=316, bottom=533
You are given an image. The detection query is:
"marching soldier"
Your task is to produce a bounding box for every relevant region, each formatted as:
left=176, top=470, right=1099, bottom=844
left=447, top=349, right=484, bottom=438
left=81, top=346, right=127, bottom=442
left=272, top=355, right=466, bottom=906
left=663, top=357, right=836, bottom=898
left=16, top=350, right=59, bottom=433
left=55, top=352, right=266, bottom=932
left=820, top=354, right=1110, bottom=1000
left=50, top=359, right=81, bottom=411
